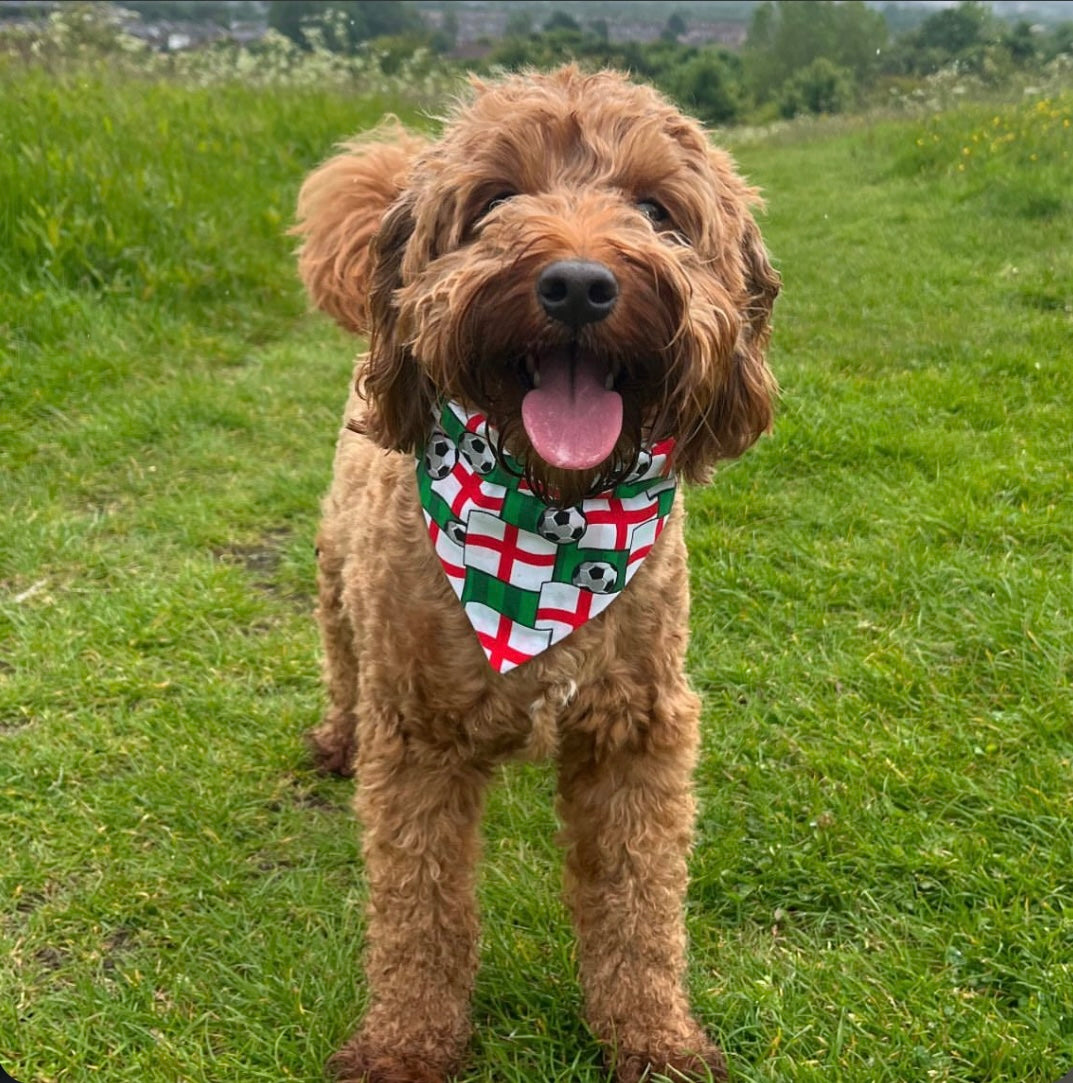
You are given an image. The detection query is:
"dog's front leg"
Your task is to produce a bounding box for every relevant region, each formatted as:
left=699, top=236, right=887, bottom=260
left=557, top=698, right=727, bottom=1083
left=330, top=722, right=490, bottom=1083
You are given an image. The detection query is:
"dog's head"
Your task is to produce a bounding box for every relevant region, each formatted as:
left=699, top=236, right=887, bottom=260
left=294, top=67, right=779, bottom=504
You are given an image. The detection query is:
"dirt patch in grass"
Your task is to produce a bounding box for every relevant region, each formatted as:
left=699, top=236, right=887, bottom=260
left=215, top=526, right=290, bottom=580
left=214, top=526, right=313, bottom=607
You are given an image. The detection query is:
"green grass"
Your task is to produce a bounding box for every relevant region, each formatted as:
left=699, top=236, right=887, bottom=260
left=2, top=57, right=1072, bottom=1083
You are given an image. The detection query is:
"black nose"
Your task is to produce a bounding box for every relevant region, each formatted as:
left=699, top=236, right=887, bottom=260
left=537, top=260, right=619, bottom=328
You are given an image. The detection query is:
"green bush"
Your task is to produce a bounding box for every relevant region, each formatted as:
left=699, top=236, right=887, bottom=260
left=745, top=0, right=886, bottom=106
left=663, top=51, right=745, bottom=126
left=778, top=56, right=856, bottom=117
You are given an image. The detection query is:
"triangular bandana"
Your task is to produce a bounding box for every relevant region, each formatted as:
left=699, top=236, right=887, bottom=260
left=417, top=401, right=677, bottom=673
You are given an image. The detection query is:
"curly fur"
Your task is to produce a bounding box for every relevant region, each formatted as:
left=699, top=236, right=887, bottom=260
left=292, top=66, right=778, bottom=1083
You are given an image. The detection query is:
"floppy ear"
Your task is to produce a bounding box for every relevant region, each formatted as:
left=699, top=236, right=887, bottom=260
left=715, top=209, right=780, bottom=456
left=356, top=191, right=436, bottom=453
left=675, top=199, right=780, bottom=484
left=292, top=120, right=427, bottom=335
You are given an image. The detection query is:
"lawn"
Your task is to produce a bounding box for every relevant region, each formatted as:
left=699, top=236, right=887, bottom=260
left=1, top=51, right=1071, bottom=1083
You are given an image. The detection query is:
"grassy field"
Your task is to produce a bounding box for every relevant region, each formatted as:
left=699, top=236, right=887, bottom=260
left=1, top=50, right=1072, bottom=1083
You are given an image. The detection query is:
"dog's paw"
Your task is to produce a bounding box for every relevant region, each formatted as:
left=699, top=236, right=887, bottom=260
left=328, top=1041, right=449, bottom=1083
left=305, top=717, right=357, bottom=777
left=612, top=1043, right=729, bottom=1083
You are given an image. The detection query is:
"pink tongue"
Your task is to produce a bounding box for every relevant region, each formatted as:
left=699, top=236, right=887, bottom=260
left=521, top=354, right=622, bottom=470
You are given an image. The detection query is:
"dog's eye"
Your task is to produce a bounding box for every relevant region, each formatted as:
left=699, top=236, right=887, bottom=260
left=481, top=191, right=516, bottom=218
left=638, top=199, right=691, bottom=246
left=637, top=200, right=670, bottom=225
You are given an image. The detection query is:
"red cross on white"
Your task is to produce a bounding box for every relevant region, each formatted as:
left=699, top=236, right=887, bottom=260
left=468, top=603, right=552, bottom=672
left=464, top=511, right=557, bottom=582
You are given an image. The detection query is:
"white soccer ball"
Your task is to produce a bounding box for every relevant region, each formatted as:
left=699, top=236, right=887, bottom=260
left=623, top=448, right=653, bottom=484
left=458, top=431, right=498, bottom=474
left=445, top=519, right=467, bottom=546
left=424, top=430, right=457, bottom=480
left=537, top=506, right=587, bottom=545
left=572, top=560, right=617, bottom=594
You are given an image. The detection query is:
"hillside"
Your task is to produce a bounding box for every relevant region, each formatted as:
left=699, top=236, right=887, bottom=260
left=2, top=39, right=1072, bottom=1083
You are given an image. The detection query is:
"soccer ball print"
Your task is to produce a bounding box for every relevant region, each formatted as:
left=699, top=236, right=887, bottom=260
left=458, top=430, right=498, bottom=475
left=424, top=430, right=457, bottom=480
left=537, top=506, right=588, bottom=545
left=572, top=561, right=618, bottom=595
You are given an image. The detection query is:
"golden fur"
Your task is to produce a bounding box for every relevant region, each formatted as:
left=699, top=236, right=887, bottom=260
left=293, top=66, right=779, bottom=1083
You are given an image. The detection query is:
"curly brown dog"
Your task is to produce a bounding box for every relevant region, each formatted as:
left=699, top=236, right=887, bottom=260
left=293, top=66, right=779, bottom=1083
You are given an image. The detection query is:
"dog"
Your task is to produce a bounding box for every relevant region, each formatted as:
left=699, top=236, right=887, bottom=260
left=293, top=65, right=779, bottom=1083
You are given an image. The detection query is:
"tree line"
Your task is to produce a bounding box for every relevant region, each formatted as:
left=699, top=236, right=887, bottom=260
left=266, top=0, right=1073, bottom=125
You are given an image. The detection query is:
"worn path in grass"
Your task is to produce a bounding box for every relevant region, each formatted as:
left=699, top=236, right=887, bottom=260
left=1, top=67, right=1071, bottom=1083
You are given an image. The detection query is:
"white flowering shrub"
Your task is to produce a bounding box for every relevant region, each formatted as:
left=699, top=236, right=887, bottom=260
left=0, top=3, right=459, bottom=103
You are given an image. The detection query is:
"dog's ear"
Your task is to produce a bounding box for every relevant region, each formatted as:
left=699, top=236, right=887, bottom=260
left=720, top=209, right=780, bottom=453
left=676, top=198, right=780, bottom=485
left=357, top=191, right=436, bottom=453
left=293, top=120, right=426, bottom=336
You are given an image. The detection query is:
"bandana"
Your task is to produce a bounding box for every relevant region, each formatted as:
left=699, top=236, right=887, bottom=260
left=417, top=401, right=677, bottom=673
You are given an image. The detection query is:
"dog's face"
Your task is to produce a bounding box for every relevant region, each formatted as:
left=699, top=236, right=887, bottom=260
left=296, top=67, right=779, bottom=504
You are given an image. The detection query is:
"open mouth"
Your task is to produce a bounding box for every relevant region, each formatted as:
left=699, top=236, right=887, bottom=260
left=519, top=346, right=623, bottom=471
